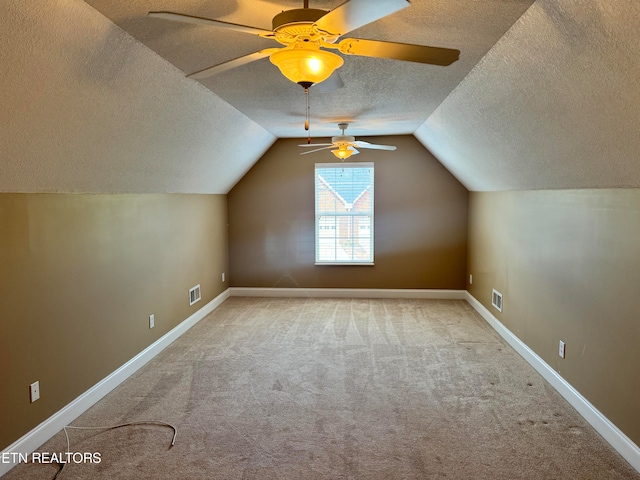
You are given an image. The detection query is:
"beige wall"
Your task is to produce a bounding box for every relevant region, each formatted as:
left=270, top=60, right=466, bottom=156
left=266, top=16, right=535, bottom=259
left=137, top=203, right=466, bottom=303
left=228, top=136, right=468, bottom=289
left=467, top=190, right=640, bottom=445
left=0, top=193, right=228, bottom=450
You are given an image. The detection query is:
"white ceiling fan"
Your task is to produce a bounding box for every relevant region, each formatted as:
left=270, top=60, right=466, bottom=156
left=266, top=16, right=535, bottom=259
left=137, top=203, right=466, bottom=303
left=148, top=0, right=460, bottom=89
left=299, top=123, right=397, bottom=159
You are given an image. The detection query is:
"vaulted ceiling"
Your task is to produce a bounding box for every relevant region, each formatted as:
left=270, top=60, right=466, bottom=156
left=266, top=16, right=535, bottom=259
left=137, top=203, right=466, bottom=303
left=1, top=0, right=639, bottom=193
left=81, top=0, right=534, bottom=138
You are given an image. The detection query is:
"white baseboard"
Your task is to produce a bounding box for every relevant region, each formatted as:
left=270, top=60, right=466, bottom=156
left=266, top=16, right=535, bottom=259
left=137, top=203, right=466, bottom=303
left=0, top=288, right=230, bottom=477
left=465, top=291, right=640, bottom=473
left=5, top=288, right=637, bottom=476
left=230, top=287, right=466, bottom=299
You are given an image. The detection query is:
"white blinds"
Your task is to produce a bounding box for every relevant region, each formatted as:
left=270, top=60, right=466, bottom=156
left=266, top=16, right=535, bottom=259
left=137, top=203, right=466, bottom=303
left=315, top=162, right=374, bottom=264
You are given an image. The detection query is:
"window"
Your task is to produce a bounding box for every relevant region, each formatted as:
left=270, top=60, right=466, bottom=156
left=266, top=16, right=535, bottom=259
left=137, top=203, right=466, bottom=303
left=315, top=163, right=374, bottom=264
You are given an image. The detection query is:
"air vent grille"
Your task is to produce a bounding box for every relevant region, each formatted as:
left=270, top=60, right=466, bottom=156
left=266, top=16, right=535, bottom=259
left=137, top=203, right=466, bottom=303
left=492, top=289, right=503, bottom=312
left=189, top=284, right=201, bottom=306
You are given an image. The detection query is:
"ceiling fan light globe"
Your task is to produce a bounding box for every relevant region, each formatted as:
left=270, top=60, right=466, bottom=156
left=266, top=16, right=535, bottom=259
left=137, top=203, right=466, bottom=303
left=331, top=147, right=354, bottom=160
left=270, top=45, right=343, bottom=86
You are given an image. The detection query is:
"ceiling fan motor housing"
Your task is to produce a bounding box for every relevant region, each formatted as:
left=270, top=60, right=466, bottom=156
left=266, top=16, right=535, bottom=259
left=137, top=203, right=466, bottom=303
left=272, top=8, right=328, bottom=33
left=332, top=135, right=356, bottom=145
left=269, top=8, right=343, bottom=88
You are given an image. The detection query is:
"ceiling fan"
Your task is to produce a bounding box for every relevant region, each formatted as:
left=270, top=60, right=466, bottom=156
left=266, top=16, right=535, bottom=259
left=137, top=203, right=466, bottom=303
left=299, top=123, right=397, bottom=159
left=148, top=0, right=460, bottom=89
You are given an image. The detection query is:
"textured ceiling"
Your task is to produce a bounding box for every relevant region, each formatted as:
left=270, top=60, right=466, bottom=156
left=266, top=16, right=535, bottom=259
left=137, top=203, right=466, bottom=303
left=415, top=0, right=640, bottom=191
left=415, top=0, right=640, bottom=190
left=81, top=0, right=535, bottom=138
left=2, top=0, right=639, bottom=194
left=1, top=0, right=274, bottom=193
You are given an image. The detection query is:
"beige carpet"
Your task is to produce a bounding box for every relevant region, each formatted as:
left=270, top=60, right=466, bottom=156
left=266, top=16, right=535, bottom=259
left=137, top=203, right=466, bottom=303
left=5, top=297, right=639, bottom=479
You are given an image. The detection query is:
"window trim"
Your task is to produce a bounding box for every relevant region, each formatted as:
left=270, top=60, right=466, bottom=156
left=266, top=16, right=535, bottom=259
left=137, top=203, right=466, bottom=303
left=314, top=162, right=374, bottom=265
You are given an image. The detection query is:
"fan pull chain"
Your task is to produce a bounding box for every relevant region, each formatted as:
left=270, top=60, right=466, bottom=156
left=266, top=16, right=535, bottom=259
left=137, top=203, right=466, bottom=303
left=304, top=87, right=311, bottom=143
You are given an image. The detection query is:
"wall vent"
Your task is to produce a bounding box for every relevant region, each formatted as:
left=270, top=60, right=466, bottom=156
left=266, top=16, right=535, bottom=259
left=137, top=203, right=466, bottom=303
left=189, top=284, right=201, bottom=306
left=492, top=289, right=503, bottom=312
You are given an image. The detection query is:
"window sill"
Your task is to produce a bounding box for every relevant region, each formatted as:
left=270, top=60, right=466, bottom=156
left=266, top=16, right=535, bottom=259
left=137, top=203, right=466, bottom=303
left=314, top=262, right=375, bottom=266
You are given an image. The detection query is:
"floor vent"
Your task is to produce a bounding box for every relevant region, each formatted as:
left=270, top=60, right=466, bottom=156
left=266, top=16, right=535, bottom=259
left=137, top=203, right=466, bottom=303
left=189, top=284, right=201, bottom=306
left=492, top=289, right=503, bottom=312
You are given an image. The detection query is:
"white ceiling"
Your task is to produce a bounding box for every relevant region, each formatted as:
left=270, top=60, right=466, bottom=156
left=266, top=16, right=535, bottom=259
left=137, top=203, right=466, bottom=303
left=1, top=0, right=639, bottom=193
left=81, top=0, right=535, bottom=138
left=415, top=0, right=640, bottom=190
left=1, top=0, right=275, bottom=193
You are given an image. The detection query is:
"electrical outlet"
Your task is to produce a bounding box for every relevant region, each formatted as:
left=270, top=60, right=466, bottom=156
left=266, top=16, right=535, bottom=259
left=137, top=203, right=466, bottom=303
left=149, top=314, right=155, bottom=329
left=559, top=340, right=566, bottom=359
left=30, top=381, right=40, bottom=403
left=222, top=272, right=225, bottom=283
left=469, top=274, right=473, bottom=284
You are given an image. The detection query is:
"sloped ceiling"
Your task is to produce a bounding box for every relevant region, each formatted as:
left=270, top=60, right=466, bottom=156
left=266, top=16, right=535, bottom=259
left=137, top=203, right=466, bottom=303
left=1, top=0, right=639, bottom=193
left=415, top=0, right=640, bottom=191
left=1, top=0, right=275, bottom=194
left=81, top=0, right=534, bottom=138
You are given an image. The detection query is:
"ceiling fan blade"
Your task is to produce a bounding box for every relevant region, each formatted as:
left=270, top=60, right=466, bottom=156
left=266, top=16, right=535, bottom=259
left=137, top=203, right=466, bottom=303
left=300, top=146, right=334, bottom=155
left=312, top=71, right=344, bottom=93
left=314, top=0, right=410, bottom=37
left=339, top=38, right=460, bottom=66
left=299, top=143, right=334, bottom=147
left=187, top=49, right=280, bottom=79
left=148, top=12, right=274, bottom=37
left=354, top=141, right=397, bottom=150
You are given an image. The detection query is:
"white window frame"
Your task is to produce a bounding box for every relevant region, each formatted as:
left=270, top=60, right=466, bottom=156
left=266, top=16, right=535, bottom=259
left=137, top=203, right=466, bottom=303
left=314, top=162, right=374, bottom=265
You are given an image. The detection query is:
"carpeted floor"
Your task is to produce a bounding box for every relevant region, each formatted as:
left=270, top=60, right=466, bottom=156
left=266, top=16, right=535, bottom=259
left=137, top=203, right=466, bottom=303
left=5, top=297, right=640, bottom=479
